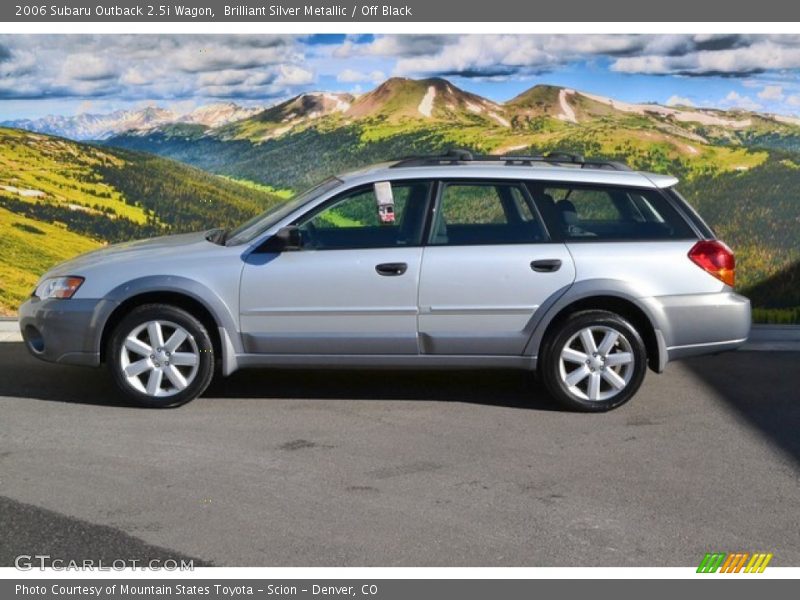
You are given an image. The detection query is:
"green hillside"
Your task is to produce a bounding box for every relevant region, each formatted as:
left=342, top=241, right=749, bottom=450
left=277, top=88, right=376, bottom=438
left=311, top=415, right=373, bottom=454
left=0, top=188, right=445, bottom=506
left=0, top=127, right=284, bottom=314
left=0, top=205, right=101, bottom=315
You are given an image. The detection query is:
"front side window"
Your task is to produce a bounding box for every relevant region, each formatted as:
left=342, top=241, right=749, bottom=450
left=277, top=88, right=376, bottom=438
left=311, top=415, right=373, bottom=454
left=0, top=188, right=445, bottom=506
left=430, top=182, right=546, bottom=245
left=537, top=184, right=695, bottom=241
left=295, top=181, right=431, bottom=250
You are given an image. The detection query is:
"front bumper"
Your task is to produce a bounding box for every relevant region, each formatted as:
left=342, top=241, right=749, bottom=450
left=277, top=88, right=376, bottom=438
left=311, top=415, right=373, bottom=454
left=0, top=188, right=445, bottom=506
left=18, top=296, right=118, bottom=367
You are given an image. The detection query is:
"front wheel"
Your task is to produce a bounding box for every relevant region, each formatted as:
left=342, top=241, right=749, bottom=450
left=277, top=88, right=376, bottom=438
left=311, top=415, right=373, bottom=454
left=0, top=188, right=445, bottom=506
left=108, top=304, right=214, bottom=407
left=540, top=310, right=647, bottom=412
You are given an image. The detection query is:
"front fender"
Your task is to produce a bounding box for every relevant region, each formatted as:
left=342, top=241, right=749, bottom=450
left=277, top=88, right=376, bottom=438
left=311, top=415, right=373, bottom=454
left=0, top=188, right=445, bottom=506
left=101, top=276, right=244, bottom=374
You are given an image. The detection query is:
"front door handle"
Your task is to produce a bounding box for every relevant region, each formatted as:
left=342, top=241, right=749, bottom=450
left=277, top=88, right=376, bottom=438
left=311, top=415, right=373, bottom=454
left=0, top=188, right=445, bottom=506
left=376, top=262, right=408, bottom=276
left=531, top=259, right=562, bottom=273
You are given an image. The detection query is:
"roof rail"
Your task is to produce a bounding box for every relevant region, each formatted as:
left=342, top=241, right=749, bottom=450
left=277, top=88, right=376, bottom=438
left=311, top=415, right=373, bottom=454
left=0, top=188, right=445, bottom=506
left=390, top=148, right=632, bottom=171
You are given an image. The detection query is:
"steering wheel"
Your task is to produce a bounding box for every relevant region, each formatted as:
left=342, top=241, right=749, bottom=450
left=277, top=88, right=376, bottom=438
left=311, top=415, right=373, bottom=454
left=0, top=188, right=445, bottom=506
left=300, top=220, right=318, bottom=248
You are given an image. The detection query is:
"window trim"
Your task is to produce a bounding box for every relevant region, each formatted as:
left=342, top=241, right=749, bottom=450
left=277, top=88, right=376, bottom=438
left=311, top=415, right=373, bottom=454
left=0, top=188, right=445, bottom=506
left=426, top=179, right=553, bottom=247
left=524, top=180, right=699, bottom=244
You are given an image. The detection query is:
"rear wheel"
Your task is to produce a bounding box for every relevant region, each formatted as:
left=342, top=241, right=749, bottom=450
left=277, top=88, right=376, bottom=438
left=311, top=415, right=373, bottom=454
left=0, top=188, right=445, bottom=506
left=108, top=304, right=214, bottom=407
left=540, top=310, right=646, bottom=412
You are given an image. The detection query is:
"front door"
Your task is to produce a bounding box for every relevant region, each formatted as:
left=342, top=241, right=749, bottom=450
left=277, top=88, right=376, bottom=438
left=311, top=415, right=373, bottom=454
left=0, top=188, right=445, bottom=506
left=239, top=180, right=432, bottom=354
left=418, top=180, right=575, bottom=355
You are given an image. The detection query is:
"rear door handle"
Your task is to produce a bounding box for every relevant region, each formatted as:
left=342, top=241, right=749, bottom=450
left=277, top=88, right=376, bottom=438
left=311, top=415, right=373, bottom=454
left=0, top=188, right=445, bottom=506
left=375, top=262, right=408, bottom=276
left=531, top=259, right=562, bottom=273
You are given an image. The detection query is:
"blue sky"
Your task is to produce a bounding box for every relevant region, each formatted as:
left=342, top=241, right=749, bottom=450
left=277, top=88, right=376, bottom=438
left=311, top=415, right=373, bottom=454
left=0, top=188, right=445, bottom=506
left=3, top=34, right=800, bottom=119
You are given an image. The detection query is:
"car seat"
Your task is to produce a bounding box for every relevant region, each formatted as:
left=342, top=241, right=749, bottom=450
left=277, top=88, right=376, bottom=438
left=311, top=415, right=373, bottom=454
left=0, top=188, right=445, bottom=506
left=556, top=199, right=594, bottom=237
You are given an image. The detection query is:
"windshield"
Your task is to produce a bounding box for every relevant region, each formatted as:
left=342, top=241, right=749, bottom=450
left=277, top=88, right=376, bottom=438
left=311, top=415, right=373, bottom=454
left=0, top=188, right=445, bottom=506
left=224, top=177, right=344, bottom=246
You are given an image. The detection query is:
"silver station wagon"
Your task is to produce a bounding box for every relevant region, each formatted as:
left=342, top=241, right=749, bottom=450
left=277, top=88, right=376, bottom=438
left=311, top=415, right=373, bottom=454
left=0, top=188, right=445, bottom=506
left=19, top=151, right=750, bottom=411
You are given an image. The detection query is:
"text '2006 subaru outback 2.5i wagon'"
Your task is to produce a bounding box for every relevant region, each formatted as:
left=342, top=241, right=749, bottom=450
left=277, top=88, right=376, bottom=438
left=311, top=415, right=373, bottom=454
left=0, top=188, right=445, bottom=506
left=19, top=150, right=751, bottom=411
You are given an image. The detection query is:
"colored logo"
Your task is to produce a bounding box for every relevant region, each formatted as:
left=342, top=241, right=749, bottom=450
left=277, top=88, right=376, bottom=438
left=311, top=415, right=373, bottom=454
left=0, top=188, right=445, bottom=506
left=697, top=552, right=773, bottom=573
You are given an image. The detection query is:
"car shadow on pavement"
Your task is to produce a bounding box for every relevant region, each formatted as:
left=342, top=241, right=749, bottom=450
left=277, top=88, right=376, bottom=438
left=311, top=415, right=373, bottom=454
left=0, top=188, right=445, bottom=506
left=0, top=342, right=557, bottom=411
left=207, top=366, right=558, bottom=410
left=0, top=344, right=131, bottom=407
left=683, top=351, right=800, bottom=467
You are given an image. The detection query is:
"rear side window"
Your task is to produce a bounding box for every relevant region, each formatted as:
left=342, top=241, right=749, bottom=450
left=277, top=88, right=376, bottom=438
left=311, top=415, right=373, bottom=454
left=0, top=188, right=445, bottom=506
left=533, top=183, right=695, bottom=241
left=431, top=182, right=546, bottom=245
left=665, top=187, right=715, bottom=238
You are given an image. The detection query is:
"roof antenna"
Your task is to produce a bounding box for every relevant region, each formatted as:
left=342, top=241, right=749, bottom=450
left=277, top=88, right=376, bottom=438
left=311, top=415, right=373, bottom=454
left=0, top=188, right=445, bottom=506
left=544, top=152, right=584, bottom=164
left=444, top=148, right=473, bottom=161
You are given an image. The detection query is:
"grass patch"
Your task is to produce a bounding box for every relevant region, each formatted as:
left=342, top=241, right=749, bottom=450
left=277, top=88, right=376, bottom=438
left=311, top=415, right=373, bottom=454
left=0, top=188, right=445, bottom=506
left=221, top=176, right=294, bottom=199
left=751, top=307, right=800, bottom=324
left=0, top=206, right=101, bottom=314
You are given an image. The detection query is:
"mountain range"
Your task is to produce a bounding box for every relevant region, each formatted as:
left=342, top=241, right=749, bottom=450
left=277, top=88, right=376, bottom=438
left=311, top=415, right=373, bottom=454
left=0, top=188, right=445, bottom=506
left=96, top=77, right=800, bottom=186
left=10, top=78, right=800, bottom=151
left=1, top=102, right=262, bottom=141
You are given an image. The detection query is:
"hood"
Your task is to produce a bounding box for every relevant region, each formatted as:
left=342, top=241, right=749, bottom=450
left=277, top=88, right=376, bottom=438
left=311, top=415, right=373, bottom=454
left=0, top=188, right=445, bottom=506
left=43, top=231, right=213, bottom=278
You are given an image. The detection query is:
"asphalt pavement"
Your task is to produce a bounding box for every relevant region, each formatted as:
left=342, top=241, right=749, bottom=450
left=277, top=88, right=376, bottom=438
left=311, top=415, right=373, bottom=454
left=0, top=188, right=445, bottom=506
left=0, top=342, right=798, bottom=567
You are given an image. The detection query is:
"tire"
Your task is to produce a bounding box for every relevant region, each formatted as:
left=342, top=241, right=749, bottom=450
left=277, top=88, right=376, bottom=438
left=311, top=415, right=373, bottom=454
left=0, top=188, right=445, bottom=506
left=540, top=310, right=647, bottom=412
left=107, top=304, right=214, bottom=408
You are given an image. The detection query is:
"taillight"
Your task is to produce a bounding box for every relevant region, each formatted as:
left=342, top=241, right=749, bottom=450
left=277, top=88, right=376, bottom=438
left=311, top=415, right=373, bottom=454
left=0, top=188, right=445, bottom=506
left=688, top=240, right=735, bottom=287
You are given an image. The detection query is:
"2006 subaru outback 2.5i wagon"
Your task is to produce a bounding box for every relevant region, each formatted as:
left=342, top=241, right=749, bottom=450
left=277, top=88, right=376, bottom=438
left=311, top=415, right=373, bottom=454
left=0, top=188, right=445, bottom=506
left=19, top=151, right=750, bottom=411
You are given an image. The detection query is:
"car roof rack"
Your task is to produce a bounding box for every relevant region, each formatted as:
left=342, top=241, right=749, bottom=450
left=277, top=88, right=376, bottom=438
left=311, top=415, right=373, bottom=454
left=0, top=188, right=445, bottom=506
left=390, top=148, right=632, bottom=171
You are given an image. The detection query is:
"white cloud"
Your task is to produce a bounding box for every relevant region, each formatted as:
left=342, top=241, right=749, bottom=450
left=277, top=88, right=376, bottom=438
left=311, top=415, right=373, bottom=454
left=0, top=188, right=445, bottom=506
left=336, top=69, right=385, bottom=83
left=120, top=68, right=149, bottom=86
left=787, top=95, right=800, bottom=107
left=0, top=35, right=308, bottom=101
left=720, top=91, right=762, bottom=111
left=172, top=42, right=295, bottom=74
left=758, top=85, right=784, bottom=100
left=60, top=54, right=116, bottom=82
left=383, top=34, right=767, bottom=79
left=334, top=35, right=451, bottom=59
left=666, top=95, right=694, bottom=107
left=612, top=39, right=800, bottom=76
left=274, top=65, right=314, bottom=86
left=336, top=69, right=365, bottom=82
left=198, top=69, right=254, bottom=87
left=393, top=35, right=549, bottom=77
left=375, top=34, right=800, bottom=79
left=0, top=47, right=36, bottom=77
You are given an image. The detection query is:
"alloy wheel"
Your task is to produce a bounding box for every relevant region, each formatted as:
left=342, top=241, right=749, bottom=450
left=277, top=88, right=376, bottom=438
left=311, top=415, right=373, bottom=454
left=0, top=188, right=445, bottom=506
left=557, top=325, right=635, bottom=402
left=119, top=320, right=200, bottom=397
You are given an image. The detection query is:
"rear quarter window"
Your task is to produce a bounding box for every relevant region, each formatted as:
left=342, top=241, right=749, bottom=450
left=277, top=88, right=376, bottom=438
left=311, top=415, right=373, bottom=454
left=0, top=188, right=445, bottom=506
left=664, top=187, right=716, bottom=239
left=532, top=183, right=696, bottom=241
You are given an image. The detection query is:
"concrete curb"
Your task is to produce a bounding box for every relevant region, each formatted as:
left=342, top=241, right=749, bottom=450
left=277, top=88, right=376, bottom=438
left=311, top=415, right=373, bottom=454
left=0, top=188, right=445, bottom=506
left=1, top=320, right=798, bottom=350
left=0, top=320, right=21, bottom=342
left=739, top=325, right=800, bottom=351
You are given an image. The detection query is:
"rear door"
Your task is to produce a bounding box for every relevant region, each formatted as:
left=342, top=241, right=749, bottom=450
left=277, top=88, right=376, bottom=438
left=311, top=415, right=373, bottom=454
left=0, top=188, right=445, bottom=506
left=417, top=180, right=575, bottom=355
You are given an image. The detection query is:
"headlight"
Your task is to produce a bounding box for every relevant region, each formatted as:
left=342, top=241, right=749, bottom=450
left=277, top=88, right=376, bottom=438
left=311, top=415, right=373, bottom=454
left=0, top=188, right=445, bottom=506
left=35, top=276, right=84, bottom=299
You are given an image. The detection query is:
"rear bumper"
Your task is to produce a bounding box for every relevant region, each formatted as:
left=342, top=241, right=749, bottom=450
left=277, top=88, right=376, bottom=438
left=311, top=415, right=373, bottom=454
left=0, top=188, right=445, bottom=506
left=646, top=291, right=751, bottom=362
left=18, top=296, right=117, bottom=367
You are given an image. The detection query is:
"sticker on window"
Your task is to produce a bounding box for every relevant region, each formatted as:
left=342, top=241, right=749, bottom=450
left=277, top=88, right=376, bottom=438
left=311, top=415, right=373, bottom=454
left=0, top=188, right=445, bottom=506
left=374, top=181, right=396, bottom=224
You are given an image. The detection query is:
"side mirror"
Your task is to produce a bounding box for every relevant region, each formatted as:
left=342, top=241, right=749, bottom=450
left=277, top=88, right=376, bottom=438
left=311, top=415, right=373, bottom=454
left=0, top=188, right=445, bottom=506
left=273, top=225, right=303, bottom=251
